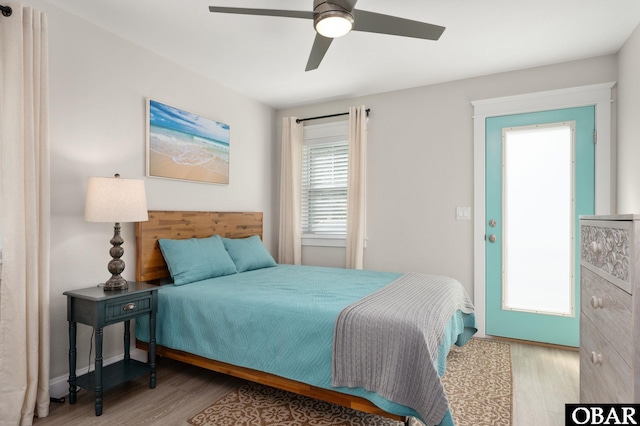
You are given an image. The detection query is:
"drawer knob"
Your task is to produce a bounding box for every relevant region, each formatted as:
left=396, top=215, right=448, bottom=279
left=591, top=351, right=603, bottom=365
left=590, top=241, right=602, bottom=254
left=123, top=303, right=136, bottom=311
left=590, top=296, right=603, bottom=309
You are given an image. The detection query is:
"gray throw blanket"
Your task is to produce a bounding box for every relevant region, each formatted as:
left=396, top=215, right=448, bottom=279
left=332, top=273, right=475, bottom=425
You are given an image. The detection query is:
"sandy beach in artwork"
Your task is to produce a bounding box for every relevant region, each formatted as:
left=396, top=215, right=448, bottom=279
left=148, top=121, right=230, bottom=184
left=149, top=150, right=228, bottom=184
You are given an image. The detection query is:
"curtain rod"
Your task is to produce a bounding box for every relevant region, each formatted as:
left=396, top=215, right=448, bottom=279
left=296, top=108, right=370, bottom=124
left=0, top=4, right=12, bottom=17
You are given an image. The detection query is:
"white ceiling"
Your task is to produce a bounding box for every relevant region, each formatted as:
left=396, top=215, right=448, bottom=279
left=46, top=0, right=640, bottom=109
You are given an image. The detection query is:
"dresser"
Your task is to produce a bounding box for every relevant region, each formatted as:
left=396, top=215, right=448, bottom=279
left=580, top=215, right=639, bottom=403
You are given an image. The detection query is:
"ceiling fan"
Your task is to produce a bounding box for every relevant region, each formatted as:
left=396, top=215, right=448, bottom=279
left=208, top=0, right=445, bottom=71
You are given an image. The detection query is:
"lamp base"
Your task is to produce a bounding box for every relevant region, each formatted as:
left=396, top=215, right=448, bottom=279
left=103, top=222, right=128, bottom=291
left=103, top=275, right=128, bottom=291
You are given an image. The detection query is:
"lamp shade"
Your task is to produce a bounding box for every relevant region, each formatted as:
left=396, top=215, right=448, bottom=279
left=85, top=176, right=149, bottom=223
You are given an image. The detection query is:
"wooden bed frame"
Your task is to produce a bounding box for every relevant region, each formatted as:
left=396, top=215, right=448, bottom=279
left=135, top=210, right=407, bottom=423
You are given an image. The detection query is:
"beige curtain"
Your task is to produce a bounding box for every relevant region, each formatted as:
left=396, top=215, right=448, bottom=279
left=346, top=106, right=367, bottom=269
left=0, top=5, right=51, bottom=425
left=278, top=117, right=303, bottom=265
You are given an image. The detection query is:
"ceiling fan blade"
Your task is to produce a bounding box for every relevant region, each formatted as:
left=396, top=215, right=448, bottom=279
left=305, top=34, right=333, bottom=71
left=352, top=10, right=445, bottom=40
left=208, top=6, right=313, bottom=20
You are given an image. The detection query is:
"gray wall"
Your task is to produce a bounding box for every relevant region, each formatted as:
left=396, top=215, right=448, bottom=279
left=21, top=0, right=640, bottom=395
left=277, top=55, right=619, bottom=301
left=25, top=0, right=277, bottom=382
left=617, top=23, right=640, bottom=213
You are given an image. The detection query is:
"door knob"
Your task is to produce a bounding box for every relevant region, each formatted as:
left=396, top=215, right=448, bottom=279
left=488, top=235, right=497, bottom=243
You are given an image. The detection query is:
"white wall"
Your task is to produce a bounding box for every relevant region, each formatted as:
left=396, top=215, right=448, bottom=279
left=617, top=23, right=640, bottom=213
left=277, top=55, right=618, bottom=301
left=24, top=1, right=277, bottom=382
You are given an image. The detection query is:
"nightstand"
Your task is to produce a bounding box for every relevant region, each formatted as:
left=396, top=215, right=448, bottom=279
left=64, top=282, right=158, bottom=416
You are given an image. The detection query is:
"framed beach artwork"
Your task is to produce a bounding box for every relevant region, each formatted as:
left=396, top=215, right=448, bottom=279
left=146, top=99, right=230, bottom=184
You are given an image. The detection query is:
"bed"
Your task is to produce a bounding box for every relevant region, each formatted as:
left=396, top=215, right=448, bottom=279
left=134, top=211, right=476, bottom=426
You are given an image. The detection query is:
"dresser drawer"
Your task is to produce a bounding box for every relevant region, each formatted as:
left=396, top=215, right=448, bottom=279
left=580, top=266, right=632, bottom=363
left=580, top=314, right=632, bottom=403
left=580, top=221, right=632, bottom=293
left=105, top=293, right=152, bottom=323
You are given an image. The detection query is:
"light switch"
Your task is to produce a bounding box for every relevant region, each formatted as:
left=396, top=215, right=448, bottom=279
left=456, top=207, right=471, bottom=220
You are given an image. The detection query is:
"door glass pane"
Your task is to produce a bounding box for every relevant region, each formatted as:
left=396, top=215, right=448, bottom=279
left=503, top=124, right=574, bottom=316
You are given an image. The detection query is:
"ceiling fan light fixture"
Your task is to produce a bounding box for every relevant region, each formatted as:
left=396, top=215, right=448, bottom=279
left=314, top=10, right=354, bottom=38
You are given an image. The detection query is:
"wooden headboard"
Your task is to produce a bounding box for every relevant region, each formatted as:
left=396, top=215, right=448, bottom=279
left=135, top=211, right=263, bottom=282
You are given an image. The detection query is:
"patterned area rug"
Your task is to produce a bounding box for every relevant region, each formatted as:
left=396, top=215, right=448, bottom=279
left=188, top=338, right=511, bottom=426
left=442, top=338, right=512, bottom=426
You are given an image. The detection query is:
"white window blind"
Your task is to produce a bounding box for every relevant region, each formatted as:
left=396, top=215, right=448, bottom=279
left=302, top=121, right=349, bottom=238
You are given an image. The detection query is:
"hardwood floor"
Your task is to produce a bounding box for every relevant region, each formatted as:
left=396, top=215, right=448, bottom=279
left=34, top=341, right=579, bottom=425
left=35, top=359, right=247, bottom=426
left=510, top=341, right=579, bottom=426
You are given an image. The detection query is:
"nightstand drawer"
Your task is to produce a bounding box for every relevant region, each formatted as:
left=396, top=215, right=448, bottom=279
left=105, top=294, right=152, bottom=322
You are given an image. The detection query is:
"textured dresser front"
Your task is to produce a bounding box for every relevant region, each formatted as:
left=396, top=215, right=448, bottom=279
left=579, top=216, right=637, bottom=403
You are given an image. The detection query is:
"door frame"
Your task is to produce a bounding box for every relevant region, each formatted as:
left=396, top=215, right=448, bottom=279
left=472, top=82, right=615, bottom=338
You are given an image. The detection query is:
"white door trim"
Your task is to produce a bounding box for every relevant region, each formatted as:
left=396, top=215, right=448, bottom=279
left=471, top=82, right=615, bottom=337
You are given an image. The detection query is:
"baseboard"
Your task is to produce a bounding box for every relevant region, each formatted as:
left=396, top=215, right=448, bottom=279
left=486, top=335, right=579, bottom=351
left=49, top=347, right=148, bottom=399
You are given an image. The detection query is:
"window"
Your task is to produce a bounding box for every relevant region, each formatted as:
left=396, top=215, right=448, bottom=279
left=301, top=121, right=349, bottom=246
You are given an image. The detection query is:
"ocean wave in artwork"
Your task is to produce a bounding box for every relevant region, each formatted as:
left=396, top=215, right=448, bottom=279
left=149, top=125, right=229, bottom=176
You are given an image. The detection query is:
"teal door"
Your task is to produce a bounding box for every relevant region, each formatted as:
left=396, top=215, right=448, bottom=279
left=485, top=106, right=595, bottom=347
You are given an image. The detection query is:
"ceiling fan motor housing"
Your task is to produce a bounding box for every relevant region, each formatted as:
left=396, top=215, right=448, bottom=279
left=313, top=1, right=354, bottom=38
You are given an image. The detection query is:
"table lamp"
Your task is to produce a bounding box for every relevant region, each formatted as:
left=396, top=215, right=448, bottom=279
left=85, top=173, right=148, bottom=290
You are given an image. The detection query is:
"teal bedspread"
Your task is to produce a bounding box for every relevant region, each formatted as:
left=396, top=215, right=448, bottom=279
left=135, top=265, right=476, bottom=425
